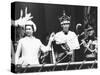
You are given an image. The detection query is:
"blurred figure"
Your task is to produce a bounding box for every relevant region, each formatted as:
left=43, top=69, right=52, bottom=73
left=81, top=25, right=97, bottom=61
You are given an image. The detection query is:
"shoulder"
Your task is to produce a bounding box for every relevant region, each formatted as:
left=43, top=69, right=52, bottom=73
left=18, top=37, right=26, bottom=43
left=55, top=31, right=63, bottom=36
left=34, top=37, right=42, bottom=44
left=69, top=31, right=76, bottom=36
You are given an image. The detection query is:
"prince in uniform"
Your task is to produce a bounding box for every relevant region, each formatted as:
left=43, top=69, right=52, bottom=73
left=53, top=10, right=80, bottom=63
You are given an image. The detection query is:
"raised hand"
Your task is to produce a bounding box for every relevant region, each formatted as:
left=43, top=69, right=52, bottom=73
left=49, top=32, right=55, bottom=42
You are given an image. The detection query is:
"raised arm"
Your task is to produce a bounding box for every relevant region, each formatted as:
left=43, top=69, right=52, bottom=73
left=40, top=32, right=55, bottom=52
left=68, top=32, right=80, bottom=51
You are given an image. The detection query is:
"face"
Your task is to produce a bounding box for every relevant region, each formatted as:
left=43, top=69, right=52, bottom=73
left=88, top=30, right=94, bottom=36
left=61, top=21, right=70, bottom=33
left=25, top=25, right=33, bottom=36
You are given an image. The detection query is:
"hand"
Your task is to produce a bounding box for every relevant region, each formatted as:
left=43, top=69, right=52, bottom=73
left=81, top=39, right=87, bottom=47
left=49, top=32, right=55, bottom=42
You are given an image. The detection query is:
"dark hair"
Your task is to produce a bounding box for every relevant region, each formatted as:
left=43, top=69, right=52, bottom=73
left=25, top=25, right=34, bottom=31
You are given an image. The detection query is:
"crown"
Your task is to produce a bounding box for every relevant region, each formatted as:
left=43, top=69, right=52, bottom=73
left=59, top=10, right=71, bottom=22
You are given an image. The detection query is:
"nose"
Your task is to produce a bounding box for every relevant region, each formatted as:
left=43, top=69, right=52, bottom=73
left=26, top=29, right=32, bottom=33
left=26, top=30, right=30, bottom=32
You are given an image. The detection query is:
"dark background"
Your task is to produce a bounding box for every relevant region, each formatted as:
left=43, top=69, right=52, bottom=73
left=11, top=2, right=97, bottom=62
left=11, top=2, right=87, bottom=43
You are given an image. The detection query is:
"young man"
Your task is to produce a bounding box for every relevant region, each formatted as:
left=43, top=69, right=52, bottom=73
left=15, top=20, right=55, bottom=66
left=53, top=11, right=80, bottom=62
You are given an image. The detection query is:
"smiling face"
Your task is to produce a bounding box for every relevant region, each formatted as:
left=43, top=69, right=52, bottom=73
left=25, top=25, right=33, bottom=37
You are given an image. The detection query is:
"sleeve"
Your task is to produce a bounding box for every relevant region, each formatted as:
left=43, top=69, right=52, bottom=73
left=15, top=40, right=22, bottom=64
left=40, top=32, right=55, bottom=52
left=54, top=33, right=61, bottom=44
left=39, top=40, right=51, bottom=53
left=68, top=32, right=80, bottom=51
left=54, top=32, right=65, bottom=44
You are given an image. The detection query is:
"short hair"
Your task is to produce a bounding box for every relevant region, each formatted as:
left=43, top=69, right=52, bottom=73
left=25, top=25, right=34, bottom=31
left=24, top=20, right=37, bottom=32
